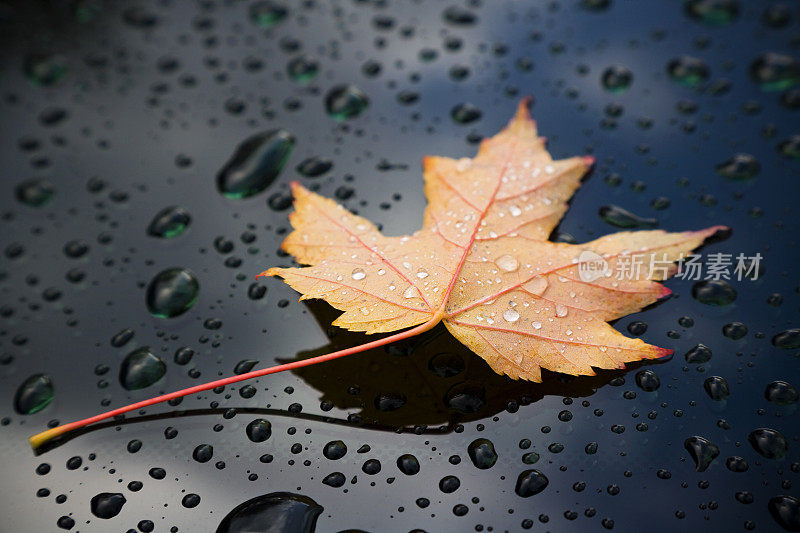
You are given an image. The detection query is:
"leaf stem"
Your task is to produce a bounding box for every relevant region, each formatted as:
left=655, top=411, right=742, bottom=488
left=28, top=317, right=441, bottom=451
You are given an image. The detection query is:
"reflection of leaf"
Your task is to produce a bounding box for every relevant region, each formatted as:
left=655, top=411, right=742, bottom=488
left=280, top=300, right=663, bottom=428
left=266, top=98, right=725, bottom=381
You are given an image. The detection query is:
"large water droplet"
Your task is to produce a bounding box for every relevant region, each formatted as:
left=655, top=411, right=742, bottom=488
left=716, top=154, right=760, bottom=180
left=14, top=374, right=54, bottom=414
left=286, top=55, right=319, bottom=83
left=635, top=369, right=660, bottom=392
left=667, top=56, right=710, bottom=87
left=692, top=280, right=737, bottom=306
left=684, top=344, right=712, bottom=363
left=599, top=205, right=658, bottom=229
left=246, top=419, right=272, bottom=442
left=601, top=65, right=633, bottom=92
left=503, top=309, right=520, bottom=323
left=324, top=85, right=369, bottom=120
left=683, top=0, right=739, bottom=26
left=428, top=352, right=465, bottom=378
left=296, top=156, right=332, bottom=178
left=467, top=438, right=498, bottom=469
left=768, top=495, right=800, bottom=532
left=750, top=53, right=800, bottom=91
left=496, top=254, right=519, bottom=272
left=703, top=376, right=730, bottom=400
left=90, top=492, right=126, bottom=519
left=765, top=381, right=798, bottom=405
left=396, top=454, right=420, bottom=475
left=444, top=382, right=486, bottom=413
left=248, top=1, right=288, bottom=28
left=119, top=347, right=166, bottom=390
left=216, top=130, right=295, bottom=199
left=216, top=492, right=323, bottom=533
left=351, top=268, right=366, bottom=281
left=451, top=103, right=482, bottom=124
left=684, top=436, right=719, bottom=472
left=146, top=268, right=199, bottom=318
left=147, top=206, right=191, bottom=238
left=515, top=470, right=549, bottom=497
left=772, top=329, right=800, bottom=349
left=748, top=428, right=788, bottom=459
left=24, top=53, right=68, bottom=86
left=15, top=179, right=55, bottom=207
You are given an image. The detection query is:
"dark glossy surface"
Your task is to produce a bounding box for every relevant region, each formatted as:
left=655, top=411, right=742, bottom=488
left=1, top=1, right=799, bottom=531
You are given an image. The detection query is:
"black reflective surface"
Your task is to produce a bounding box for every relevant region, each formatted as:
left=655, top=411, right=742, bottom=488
left=1, top=1, right=799, bottom=532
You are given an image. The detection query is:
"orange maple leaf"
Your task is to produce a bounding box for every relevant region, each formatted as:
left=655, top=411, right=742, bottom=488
left=264, top=98, right=725, bottom=382
left=29, top=98, right=726, bottom=450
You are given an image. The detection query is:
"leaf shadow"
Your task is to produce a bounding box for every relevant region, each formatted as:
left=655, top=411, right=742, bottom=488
left=279, top=300, right=660, bottom=430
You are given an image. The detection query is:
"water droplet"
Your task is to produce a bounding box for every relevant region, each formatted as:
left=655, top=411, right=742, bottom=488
left=532, top=321, right=542, bottom=330
left=635, top=370, right=660, bottom=392
left=722, top=322, right=748, bottom=339
left=444, top=382, right=485, bottom=413
left=374, top=392, right=406, bottom=411
left=768, top=495, right=800, bottom=532
left=692, top=280, right=737, bottom=306
left=601, top=65, right=633, bottom=92
left=667, top=56, right=710, bottom=87
left=416, top=268, right=428, bottom=279
left=322, top=472, right=345, bottom=487
left=248, top=1, right=288, bottom=28
left=442, top=5, right=477, bottom=26
left=515, top=470, right=549, bottom=497
left=217, top=492, right=323, bottom=533
left=296, top=156, right=332, bottom=178
left=496, top=254, right=519, bottom=272
left=703, top=376, right=730, bottom=401
left=503, top=309, right=520, bottom=323
left=778, top=135, right=800, bottom=160
left=396, top=454, right=420, bottom=475
left=24, top=53, right=68, bottom=86
left=323, top=440, right=347, bottom=460
left=750, top=53, right=800, bottom=91
left=14, top=374, right=54, bottom=414
left=146, top=268, right=199, bottom=318
left=324, top=84, right=369, bottom=120
left=748, top=428, right=788, bottom=459
left=286, top=55, right=319, bottom=83
left=716, top=153, right=760, bottom=180
left=765, top=381, right=798, bottom=405
left=772, top=328, right=800, bottom=349
left=555, top=305, right=568, bottom=318
left=119, top=347, right=166, bottom=390
left=90, top=492, right=126, bottom=519
left=451, top=103, right=482, bottom=124
left=15, top=179, right=55, bottom=207
left=246, top=419, right=272, bottom=443
left=403, top=286, right=418, bottom=299
left=599, top=205, right=658, bottom=229
left=193, top=443, right=214, bottom=463
left=216, top=130, right=295, bottom=199
left=428, top=352, right=465, bottom=378
left=684, top=436, right=719, bottom=472
left=467, top=438, right=498, bottom=469
left=684, top=344, right=712, bottom=364
left=684, top=0, right=739, bottom=26
left=351, top=268, right=366, bottom=281
left=147, top=206, right=191, bottom=238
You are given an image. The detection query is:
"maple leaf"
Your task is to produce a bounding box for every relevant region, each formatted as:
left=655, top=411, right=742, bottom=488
left=264, top=98, right=725, bottom=382
left=28, top=98, right=727, bottom=451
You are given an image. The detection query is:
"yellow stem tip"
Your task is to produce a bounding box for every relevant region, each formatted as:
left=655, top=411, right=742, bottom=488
left=29, top=426, right=69, bottom=450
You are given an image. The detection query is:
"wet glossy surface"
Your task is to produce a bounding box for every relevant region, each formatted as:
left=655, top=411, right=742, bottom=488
left=0, top=1, right=799, bottom=532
